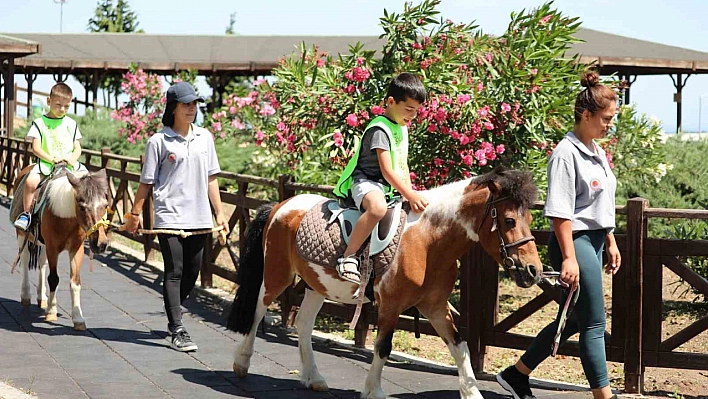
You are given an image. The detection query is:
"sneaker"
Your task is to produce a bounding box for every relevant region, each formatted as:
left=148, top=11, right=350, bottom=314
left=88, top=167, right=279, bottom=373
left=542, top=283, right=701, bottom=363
left=171, top=326, right=198, bottom=352
left=496, top=366, right=536, bottom=399
left=14, top=212, right=31, bottom=231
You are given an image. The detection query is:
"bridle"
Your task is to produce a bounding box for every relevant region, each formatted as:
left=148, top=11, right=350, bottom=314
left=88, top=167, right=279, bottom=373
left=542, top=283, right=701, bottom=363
left=476, top=194, right=536, bottom=270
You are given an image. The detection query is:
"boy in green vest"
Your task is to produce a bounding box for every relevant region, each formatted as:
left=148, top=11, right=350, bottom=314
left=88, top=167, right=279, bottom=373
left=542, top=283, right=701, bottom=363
left=332, top=73, right=429, bottom=283
left=14, top=82, right=84, bottom=231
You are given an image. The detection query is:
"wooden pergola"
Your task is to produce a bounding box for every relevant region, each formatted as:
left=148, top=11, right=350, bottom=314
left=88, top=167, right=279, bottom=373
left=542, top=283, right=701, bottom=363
left=2, top=28, right=708, bottom=135
left=0, top=34, right=40, bottom=136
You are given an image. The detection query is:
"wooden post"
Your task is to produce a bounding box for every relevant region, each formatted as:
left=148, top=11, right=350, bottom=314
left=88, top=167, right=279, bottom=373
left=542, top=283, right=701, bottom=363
left=624, top=197, right=647, bottom=393
left=200, top=231, right=213, bottom=288
left=4, top=58, right=15, bottom=137
left=100, top=147, right=110, bottom=169
left=354, top=303, right=374, bottom=348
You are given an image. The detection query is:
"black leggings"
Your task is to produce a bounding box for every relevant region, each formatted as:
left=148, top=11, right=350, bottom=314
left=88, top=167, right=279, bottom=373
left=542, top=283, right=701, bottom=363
left=158, top=233, right=208, bottom=329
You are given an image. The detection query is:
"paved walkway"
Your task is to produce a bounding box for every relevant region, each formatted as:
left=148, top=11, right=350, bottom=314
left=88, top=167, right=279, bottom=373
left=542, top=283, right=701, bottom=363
left=0, top=202, right=593, bottom=399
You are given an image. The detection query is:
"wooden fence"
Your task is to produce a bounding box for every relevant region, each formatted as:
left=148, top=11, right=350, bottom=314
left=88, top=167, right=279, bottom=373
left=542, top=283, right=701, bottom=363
left=1, top=136, right=707, bottom=393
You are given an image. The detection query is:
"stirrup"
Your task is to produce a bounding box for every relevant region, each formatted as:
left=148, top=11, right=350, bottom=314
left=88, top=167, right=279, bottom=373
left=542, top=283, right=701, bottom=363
left=336, top=256, right=361, bottom=284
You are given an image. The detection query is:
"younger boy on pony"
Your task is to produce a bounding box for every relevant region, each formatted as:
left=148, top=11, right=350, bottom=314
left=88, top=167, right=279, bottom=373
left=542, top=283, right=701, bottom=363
left=14, top=82, right=85, bottom=231
left=333, top=72, right=429, bottom=284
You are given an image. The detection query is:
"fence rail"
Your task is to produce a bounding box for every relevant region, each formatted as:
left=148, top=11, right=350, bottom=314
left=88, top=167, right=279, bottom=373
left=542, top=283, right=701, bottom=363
left=1, top=136, right=707, bottom=394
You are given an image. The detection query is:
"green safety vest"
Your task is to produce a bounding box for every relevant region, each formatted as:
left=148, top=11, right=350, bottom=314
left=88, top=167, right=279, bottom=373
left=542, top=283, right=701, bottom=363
left=33, top=115, right=78, bottom=175
left=333, top=115, right=409, bottom=199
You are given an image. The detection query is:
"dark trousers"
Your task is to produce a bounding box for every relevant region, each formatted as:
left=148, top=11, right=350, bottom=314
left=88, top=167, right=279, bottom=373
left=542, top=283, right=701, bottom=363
left=158, top=233, right=207, bottom=329
left=521, top=229, right=609, bottom=389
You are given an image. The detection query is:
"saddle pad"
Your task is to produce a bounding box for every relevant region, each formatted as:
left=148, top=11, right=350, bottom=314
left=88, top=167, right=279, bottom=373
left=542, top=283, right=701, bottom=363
left=295, top=200, right=407, bottom=277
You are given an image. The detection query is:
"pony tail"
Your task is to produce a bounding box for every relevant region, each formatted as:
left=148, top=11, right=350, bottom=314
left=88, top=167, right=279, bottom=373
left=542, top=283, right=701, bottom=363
left=227, top=203, right=274, bottom=335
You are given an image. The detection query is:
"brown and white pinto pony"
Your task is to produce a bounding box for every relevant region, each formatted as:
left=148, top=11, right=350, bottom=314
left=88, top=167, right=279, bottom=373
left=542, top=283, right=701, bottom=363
left=11, top=166, right=110, bottom=330
left=227, top=167, right=542, bottom=399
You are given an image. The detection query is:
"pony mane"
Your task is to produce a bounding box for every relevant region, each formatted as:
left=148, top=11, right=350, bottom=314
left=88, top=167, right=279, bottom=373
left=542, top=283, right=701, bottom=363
left=470, top=166, right=538, bottom=210
left=46, top=171, right=109, bottom=219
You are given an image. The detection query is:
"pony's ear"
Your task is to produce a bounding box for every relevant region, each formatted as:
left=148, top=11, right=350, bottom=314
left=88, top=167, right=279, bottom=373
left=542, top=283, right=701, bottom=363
left=487, top=180, right=501, bottom=195
left=67, top=172, right=80, bottom=187
left=92, top=168, right=107, bottom=180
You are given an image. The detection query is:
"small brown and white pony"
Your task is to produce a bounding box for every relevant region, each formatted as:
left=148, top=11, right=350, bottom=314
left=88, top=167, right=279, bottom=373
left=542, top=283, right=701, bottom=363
left=11, top=165, right=110, bottom=330
left=227, top=167, right=542, bottom=399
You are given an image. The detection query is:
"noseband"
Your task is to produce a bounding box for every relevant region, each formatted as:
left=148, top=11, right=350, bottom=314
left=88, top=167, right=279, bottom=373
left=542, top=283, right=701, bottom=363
left=476, top=194, right=535, bottom=270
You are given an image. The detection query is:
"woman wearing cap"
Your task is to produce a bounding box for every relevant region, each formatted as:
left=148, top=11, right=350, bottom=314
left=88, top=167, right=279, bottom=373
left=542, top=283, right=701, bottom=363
left=497, top=71, right=621, bottom=399
left=126, top=81, right=229, bottom=352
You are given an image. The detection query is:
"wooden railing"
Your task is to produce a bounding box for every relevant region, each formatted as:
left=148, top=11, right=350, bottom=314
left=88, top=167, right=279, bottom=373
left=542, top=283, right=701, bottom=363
left=1, top=136, right=706, bottom=394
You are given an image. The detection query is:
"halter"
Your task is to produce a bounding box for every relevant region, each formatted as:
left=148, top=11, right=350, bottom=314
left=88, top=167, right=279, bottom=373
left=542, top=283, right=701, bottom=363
left=84, top=208, right=113, bottom=238
left=476, top=194, right=536, bottom=270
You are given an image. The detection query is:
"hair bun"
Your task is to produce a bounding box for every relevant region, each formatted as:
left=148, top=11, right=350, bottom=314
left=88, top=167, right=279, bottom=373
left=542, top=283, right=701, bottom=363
left=580, top=71, right=600, bottom=88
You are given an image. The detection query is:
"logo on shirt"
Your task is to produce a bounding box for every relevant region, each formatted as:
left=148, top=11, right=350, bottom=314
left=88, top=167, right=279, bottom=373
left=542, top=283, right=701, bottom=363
left=590, top=178, right=602, bottom=191
left=168, top=153, right=176, bottom=163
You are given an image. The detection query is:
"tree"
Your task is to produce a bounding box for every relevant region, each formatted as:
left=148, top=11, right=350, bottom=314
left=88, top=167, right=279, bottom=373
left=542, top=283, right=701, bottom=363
left=87, top=0, right=141, bottom=33
left=225, top=12, right=237, bottom=35
left=86, top=0, right=143, bottom=108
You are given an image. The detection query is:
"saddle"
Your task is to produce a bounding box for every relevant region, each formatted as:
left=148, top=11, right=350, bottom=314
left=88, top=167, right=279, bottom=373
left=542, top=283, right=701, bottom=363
left=295, top=198, right=407, bottom=279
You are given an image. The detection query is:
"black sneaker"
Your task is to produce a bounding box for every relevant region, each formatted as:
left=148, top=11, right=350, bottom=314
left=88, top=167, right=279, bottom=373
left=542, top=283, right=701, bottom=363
left=496, top=366, right=536, bottom=399
left=171, top=327, right=198, bottom=352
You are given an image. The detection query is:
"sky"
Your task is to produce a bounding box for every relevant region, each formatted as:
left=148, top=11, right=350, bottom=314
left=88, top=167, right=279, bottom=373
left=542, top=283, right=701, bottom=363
left=2, top=0, right=708, bottom=133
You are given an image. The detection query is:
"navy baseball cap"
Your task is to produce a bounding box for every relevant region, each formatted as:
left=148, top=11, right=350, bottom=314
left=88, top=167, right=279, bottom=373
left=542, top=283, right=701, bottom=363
left=166, top=82, right=205, bottom=103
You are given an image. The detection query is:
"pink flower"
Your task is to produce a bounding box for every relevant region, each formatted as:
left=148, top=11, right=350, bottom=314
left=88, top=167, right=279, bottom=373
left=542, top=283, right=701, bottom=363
left=255, top=131, right=265, bottom=146
left=457, top=94, right=471, bottom=104
left=356, top=57, right=365, bottom=66
left=501, top=103, right=511, bottom=114
left=371, top=105, right=384, bottom=115
left=514, top=102, right=521, bottom=112
left=540, top=15, right=552, bottom=25
left=333, top=131, right=344, bottom=147
left=409, top=172, right=417, bottom=180
left=259, top=104, right=276, bottom=116
left=212, top=122, right=222, bottom=132
left=253, top=78, right=266, bottom=86
left=231, top=119, right=245, bottom=129
left=434, top=158, right=444, bottom=167
left=317, top=58, right=326, bottom=67
left=532, top=85, right=540, bottom=93
left=276, top=121, right=289, bottom=133
left=345, top=113, right=359, bottom=127
left=496, top=144, right=506, bottom=154
left=428, top=124, right=438, bottom=133
left=531, top=68, right=538, bottom=76
left=412, top=42, right=423, bottom=50
left=486, top=52, right=493, bottom=62
left=462, top=155, right=474, bottom=166
left=477, top=82, right=485, bottom=93
left=477, top=106, right=490, bottom=118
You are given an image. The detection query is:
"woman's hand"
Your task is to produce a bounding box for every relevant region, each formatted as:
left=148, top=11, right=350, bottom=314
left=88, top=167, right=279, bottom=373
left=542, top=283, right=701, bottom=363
left=124, top=213, right=141, bottom=234
left=606, top=243, right=621, bottom=274
left=215, top=212, right=229, bottom=234
left=560, top=257, right=580, bottom=289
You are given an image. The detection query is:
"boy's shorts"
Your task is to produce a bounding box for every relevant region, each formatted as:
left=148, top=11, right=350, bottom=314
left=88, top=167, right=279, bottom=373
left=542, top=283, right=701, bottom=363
left=351, top=179, right=386, bottom=212
left=29, top=162, right=89, bottom=176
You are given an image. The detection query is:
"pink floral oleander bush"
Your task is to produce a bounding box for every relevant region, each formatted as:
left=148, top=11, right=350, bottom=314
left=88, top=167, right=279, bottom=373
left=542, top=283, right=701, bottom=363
left=202, top=1, right=589, bottom=189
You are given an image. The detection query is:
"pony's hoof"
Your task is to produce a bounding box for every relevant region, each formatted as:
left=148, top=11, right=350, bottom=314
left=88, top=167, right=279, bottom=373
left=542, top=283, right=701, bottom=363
left=20, top=298, right=31, bottom=307
left=233, top=363, right=249, bottom=378
left=38, top=300, right=47, bottom=309
left=361, top=388, right=386, bottom=399
left=45, top=313, right=58, bottom=322
left=309, top=381, right=329, bottom=392
left=74, top=322, right=87, bottom=331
